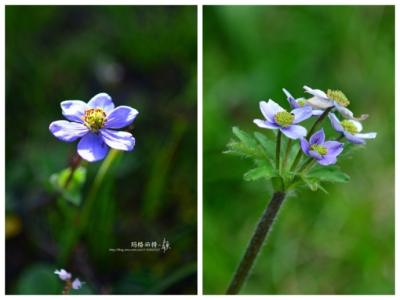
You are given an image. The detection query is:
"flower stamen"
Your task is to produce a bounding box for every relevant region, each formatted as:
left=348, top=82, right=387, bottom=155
left=82, top=108, right=106, bottom=132
left=310, top=144, right=328, bottom=156
left=274, top=111, right=294, bottom=127
left=341, top=120, right=360, bottom=135
left=327, top=89, right=350, bottom=107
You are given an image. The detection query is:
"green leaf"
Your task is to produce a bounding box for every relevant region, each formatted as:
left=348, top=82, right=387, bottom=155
left=243, top=165, right=277, bottom=181
left=307, top=165, right=350, bottom=183
left=49, top=166, right=87, bottom=206
left=254, top=131, right=275, bottom=158
left=232, top=126, right=258, bottom=147
left=224, top=127, right=266, bottom=160
left=15, top=263, right=62, bottom=294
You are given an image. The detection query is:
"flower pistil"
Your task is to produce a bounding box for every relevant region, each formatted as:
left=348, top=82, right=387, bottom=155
left=340, top=119, right=359, bottom=135
left=326, top=89, right=350, bottom=107
left=82, top=108, right=107, bottom=132
left=310, top=144, right=328, bottom=156
left=274, top=111, right=294, bottom=127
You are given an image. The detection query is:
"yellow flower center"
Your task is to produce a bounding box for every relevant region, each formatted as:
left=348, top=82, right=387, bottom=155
left=82, top=108, right=107, bottom=132
left=326, top=89, right=350, bottom=107
left=274, top=111, right=294, bottom=127
left=297, top=99, right=306, bottom=107
left=310, top=144, right=328, bottom=156
left=341, top=120, right=360, bottom=135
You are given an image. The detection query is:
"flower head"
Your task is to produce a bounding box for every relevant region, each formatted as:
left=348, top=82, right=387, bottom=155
left=254, top=99, right=312, bottom=140
left=283, top=88, right=323, bottom=116
left=303, top=85, right=368, bottom=121
left=72, top=278, right=83, bottom=290
left=328, top=113, right=377, bottom=144
left=300, top=129, right=344, bottom=165
left=54, top=269, right=71, bottom=281
left=49, top=93, right=139, bottom=162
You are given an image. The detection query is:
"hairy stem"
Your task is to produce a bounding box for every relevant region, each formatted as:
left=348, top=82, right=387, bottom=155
left=276, top=131, right=282, bottom=172
left=290, top=107, right=333, bottom=171
left=226, top=191, right=286, bottom=294
left=63, top=153, right=82, bottom=189
left=282, top=139, right=292, bottom=171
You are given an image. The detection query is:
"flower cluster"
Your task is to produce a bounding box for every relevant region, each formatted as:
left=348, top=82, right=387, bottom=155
left=54, top=269, right=83, bottom=293
left=254, top=85, right=377, bottom=168
left=49, top=93, right=139, bottom=162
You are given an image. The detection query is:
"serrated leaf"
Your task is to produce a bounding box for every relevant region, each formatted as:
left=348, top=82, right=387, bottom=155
left=298, top=175, right=328, bottom=193
left=49, top=166, right=87, bottom=206
left=232, top=126, right=258, bottom=147
left=254, top=132, right=275, bottom=158
left=307, top=165, right=350, bottom=183
left=243, top=165, right=277, bottom=181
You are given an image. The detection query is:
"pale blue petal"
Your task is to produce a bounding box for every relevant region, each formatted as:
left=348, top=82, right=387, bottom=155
left=344, top=132, right=365, bottom=144
left=328, top=113, right=344, bottom=133
left=310, top=129, right=325, bottom=145
left=292, top=106, right=312, bottom=123
left=318, top=155, right=337, bottom=166
left=253, top=119, right=279, bottom=129
left=60, top=100, right=87, bottom=123
left=77, top=132, right=109, bottom=162
left=49, top=120, right=89, bottom=142
left=323, top=141, right=344, bottom=156
left=87, top=93, right=115, bottom=113
left=104, top=106, right=139, bottom=129
left=300, top=138, right=310, bottom=155
left=100, top=129, right=135, bottom=151
left=280, top=125, right=307, bottom=139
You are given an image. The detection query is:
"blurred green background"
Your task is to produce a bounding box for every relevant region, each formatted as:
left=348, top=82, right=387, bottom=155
left=203, top=6, right=394, bottom=294
left=6, top=6, right=197, bottom=294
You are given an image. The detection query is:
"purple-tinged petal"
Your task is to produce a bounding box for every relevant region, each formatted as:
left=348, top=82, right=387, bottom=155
left=54, top=269, right=71, bottom=281
left=344, top=132, right=365, bottom=144
left=77, top=132, right=109, bottom=162
left=72, top=278, right=83, bottom=290
left=335, top=104, right=354, bottom=119
left=300, top=138, right=310, bottom=155
left=355, top=132, right=377, bottom=139
left=312, top=109, right=324, bottom=116
left=260, top=99, right=285, bottom=122
left=306, top=96, right=333, bottom=109
left=292, top=106, right=312, bottom=124
left=318, top=154, right=337, bottom=166
left=253, top=119, right=279, bottom=129
left=323, top=141, right=344, bottom=156
left=280, top=125, right=307, bottom=139
left=87, top=93, right=115, bottom=113
left=104, top=106, right=139, bottom=129
left=309, top=129, right=325, bottom=145
left=328, top=113, right=344, bottom=133
left=308, top=150, right=322, bottom=160
left=60, top=100, right=87, bottom=123
left=100, top=129, right=135, bottom=151
left=283, top=88, right=300, bottom=109
left=49, top=121, right=89, bottom=142
left=303, top=85, right=329, bottom=99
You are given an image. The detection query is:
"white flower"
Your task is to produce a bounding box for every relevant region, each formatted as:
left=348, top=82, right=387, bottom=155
left=303, top=85, right=368, bottom=121
left=54, top=269, right=72, bottom=281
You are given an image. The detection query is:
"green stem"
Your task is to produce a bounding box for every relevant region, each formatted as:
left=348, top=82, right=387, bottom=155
left=297, top=157, right=315, bottom=173
left=281, top=139, right=292, bottom=171
left=63, top=154, right=82, bottom=189
left=80, top=149, right=121, bottom=231
left=336, top=133, right=344, bottom=141
left=276, top=131, right=282, bottom=172
left=59, top=149, right=121, bottom=264
left=226, top=191, right=286, bottom=294
left=290, top=107, right=333, bottom=171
